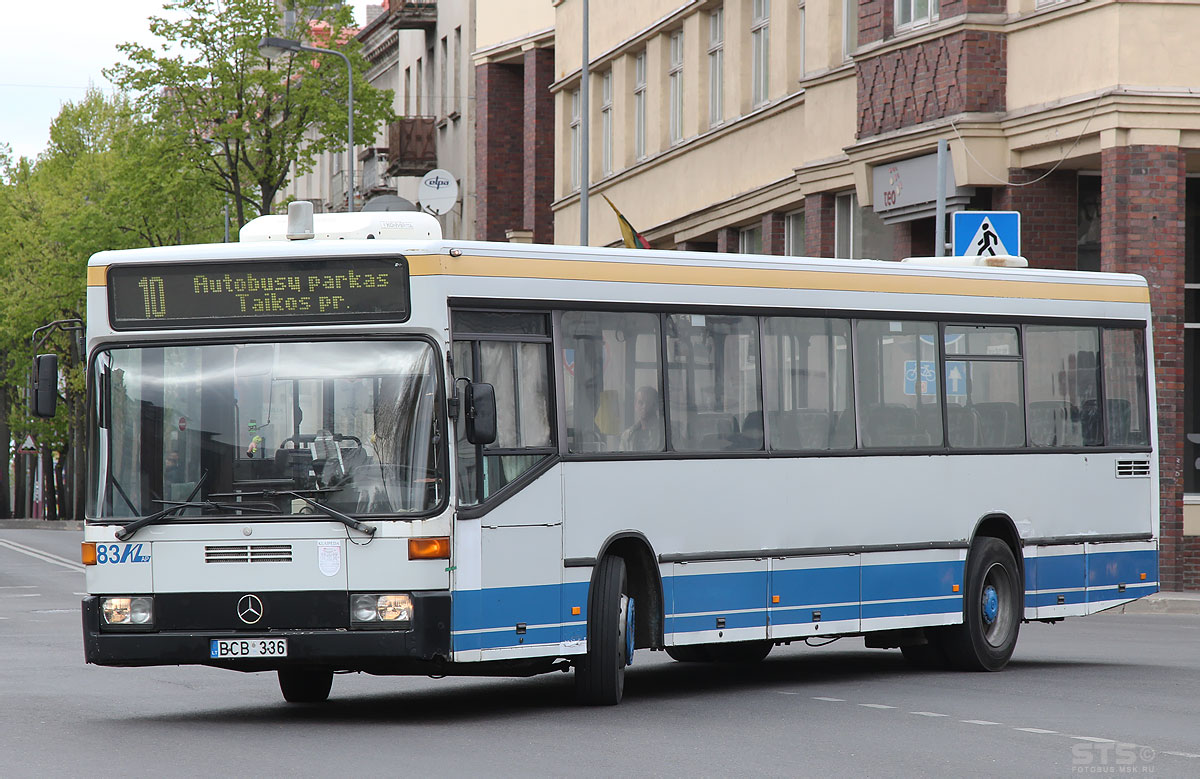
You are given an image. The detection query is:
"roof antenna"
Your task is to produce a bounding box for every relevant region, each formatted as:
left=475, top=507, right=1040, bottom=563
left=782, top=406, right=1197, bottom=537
left=286, top=201, right=314, bottom=241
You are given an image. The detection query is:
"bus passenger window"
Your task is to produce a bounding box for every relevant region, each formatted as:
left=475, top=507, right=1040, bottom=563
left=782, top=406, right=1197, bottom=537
left=1102, top=328, right=1150, bottom=447
left=943, top=325, right=1023, bottom=449
left=561, top=311, right=664, bottom=454
left=762, top=317, right=854, bottom=451
left=856, top=320, right=943, bottom=448
left=665, top=314, right=762, bottom=452
left=1025, top=326, right=1100, bottom=447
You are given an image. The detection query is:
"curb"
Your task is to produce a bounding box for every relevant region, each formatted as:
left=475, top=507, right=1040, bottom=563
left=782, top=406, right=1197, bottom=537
left=1117, top=593, right=1200, bottom=615
left=0, top=520, right=84, bottom=531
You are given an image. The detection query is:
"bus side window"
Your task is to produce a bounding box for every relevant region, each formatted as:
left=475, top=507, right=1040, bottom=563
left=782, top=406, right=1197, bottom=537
left=762, top=316, right=854, bottom=451
left=561, top=311, right=665, bottom=454
left=452, top=311, right=555, bottom=506
left=856, top=320, right=943, bottom=448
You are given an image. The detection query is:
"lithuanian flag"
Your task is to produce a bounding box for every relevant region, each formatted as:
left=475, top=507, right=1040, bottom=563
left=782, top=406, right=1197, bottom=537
left=602, top=194, right=651, bottom=249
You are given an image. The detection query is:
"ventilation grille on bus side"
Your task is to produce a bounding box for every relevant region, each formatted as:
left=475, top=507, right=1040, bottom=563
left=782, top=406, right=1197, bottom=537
left=204, top=544, right=293, bottom=563
left=1115, top=460, right=1151, bottom=478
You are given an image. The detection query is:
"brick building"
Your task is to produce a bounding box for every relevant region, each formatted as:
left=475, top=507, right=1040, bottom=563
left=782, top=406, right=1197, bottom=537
left=548, top=0, right=1200, bottom=589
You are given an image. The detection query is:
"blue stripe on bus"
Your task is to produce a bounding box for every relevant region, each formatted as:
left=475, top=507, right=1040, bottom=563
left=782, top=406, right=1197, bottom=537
left=861, top=559, right=963, bottom=603
left=670, top=570, right=768, bottom=616
left=448, top=548, right=1157, bottom=652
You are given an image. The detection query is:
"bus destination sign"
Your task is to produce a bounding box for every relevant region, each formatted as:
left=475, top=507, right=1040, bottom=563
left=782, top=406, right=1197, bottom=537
left=107, top=257, right=410, bottom=330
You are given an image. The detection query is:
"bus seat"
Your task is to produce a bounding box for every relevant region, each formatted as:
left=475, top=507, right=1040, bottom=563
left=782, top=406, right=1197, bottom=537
left=945, top=405, right=981, bottom=448
left=792, top=409, right=832, bottom=449
left=1028, top=401, right=1071, bottom=447
left=1106, top=398, right=1134, bottom=445
left=862, top=405, right=928, bottom=447
left=975, top=401, right=1024, bottom=447
left=917, top=404, right=945, bottom=446
left=829, top=411, right=856, bottom=449
left=1080, top=399, right=1103, bottom=446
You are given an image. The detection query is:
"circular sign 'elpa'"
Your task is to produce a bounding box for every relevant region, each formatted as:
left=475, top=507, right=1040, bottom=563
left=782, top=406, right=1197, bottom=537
left=419, top=169, right=458, bottom=216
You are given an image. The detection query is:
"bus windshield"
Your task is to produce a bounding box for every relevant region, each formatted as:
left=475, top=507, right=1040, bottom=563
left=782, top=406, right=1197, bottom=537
left=88, top=339, right=444, bottom=520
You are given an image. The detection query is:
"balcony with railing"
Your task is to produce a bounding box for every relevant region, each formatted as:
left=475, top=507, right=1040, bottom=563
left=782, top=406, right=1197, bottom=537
left=387, top=1, right=437, bottom=31
left=387, top=117, right=437, bottom=177
left=359, top=148, right=392, bottom=194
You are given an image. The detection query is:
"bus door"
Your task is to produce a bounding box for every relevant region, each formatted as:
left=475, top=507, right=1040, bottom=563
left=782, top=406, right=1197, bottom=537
left=451, top=312, right=561, bottom=658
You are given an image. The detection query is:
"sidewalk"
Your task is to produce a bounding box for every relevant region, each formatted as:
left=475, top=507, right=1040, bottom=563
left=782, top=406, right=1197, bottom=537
left=0, top=519, right=84, bottom=531
left=1117, top=590, right=1200, bottom=615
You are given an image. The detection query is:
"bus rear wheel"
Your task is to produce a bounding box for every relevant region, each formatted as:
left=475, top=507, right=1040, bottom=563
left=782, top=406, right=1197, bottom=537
left=943, top=537, right=1021, bottom=671
left=278, top=668, right=334, bottom=703
left=575, top=555, right=631, bottom=705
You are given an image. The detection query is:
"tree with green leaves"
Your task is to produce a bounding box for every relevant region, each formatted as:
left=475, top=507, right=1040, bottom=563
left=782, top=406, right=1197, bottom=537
left=108, top=0, right=395, bottom=227
left=0, top=90, right=224, bottom=519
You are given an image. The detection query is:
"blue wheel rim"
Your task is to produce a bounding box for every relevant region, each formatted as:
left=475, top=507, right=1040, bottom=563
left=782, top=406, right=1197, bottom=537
left=982, top=585, right=999, bottom=625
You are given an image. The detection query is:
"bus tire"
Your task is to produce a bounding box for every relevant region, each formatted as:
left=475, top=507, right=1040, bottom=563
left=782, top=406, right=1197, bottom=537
left=575, top=555, right=630, bottom=705
left=278, top=668, right=334, bottom=703
left=943, top=537, right=1021, bottom=671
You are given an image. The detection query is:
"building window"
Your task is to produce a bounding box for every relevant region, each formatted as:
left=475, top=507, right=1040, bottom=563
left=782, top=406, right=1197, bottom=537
left=751, top=0, right=770, bottom=106
left=634, top=51, right=647, bottom=160
left=785, top=209, right=806, bottom=255
left=453, top=27, right=462, bottom=116
left=895, top=0, right=939, bottom=31
left=404, top=67, right=412, bottom=115
left=836, top=192, right=894, bottom=259
left=844, top=0, right=858, bottom=59
left=570, top=89, right=581, bottom=192
left=440, top=36, right=449, bottom=117
left=601, top=71, right=613, bottom=175
left=415, top=58, right=422, bottom=114
left=708, top=8, right=724, bottom=126
left=798, top=1, right=806, bottom=76
left=740, top=225, right=763, bottom=254
left=668, top=30, right=684, bottom=144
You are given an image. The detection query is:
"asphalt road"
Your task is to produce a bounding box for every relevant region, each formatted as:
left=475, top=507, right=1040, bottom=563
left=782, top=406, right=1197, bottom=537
left=3, top=527, right=1198, bottom=777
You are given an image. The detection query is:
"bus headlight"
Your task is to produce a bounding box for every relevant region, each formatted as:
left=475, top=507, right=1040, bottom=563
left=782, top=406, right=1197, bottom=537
left=101, top=596, right=154, bottom=627
left=351, top=594, right=413, bottom=627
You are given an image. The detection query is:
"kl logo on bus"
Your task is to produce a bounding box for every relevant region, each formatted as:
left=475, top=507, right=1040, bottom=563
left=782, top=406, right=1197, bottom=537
left=95, top=543, right=151, bottom=564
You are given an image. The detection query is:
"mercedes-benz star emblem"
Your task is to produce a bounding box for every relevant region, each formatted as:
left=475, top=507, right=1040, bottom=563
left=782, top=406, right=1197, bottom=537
left=237, top=594, right=264, bottom=625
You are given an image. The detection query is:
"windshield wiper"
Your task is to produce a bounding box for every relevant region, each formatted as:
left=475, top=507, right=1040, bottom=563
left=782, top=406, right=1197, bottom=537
left=114, top=500, right=278, bottom=541
left=209, top=488, right=376, bottom=536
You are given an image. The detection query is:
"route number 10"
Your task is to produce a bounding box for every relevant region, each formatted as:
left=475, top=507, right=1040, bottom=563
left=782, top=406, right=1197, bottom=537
left=137, top=276, right=167, bottom=318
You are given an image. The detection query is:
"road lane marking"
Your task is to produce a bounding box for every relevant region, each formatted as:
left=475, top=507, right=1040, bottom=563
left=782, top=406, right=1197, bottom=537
left=1014, top=728, right=1058, bottom=734
left=812, top=697, right=845, bottom=702
left=0, top=539, right=85, bottom=572
left=858, top=704, right=896, bottom=709
left=962, top=720, right=1001, bottom=726
left=911, top=712, right=948, bottom=717
left=1162, top=751, right=1200, bottom=758
left=1072, top=736, right=1117, bottom=743
left=0, top=585, right=37, bottom=589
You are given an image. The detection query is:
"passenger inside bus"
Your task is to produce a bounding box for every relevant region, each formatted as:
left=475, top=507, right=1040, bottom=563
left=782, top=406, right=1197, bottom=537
left=619, top=386, right=665, bottom=452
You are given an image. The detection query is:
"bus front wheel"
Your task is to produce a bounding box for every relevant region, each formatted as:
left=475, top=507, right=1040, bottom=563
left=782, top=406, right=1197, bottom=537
left=575, top=555, right=630, bottom=705
left=278, top=668, right=334, bottom=703
left=943, top=537, right=1021, bottom=671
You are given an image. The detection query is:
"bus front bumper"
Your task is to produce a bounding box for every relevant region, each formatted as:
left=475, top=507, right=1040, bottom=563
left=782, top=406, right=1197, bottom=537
left=81, top=592, right=451, bottom=673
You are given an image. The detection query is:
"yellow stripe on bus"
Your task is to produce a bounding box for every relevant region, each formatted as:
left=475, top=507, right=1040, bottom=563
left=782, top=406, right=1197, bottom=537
left=408, top=255, right=1149, bottom=304
left=87, top=266, right=107, bottom=286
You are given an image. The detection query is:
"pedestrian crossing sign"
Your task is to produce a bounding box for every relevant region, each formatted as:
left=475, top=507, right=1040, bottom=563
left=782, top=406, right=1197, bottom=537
left=953, top=211, right=1021, bottom=257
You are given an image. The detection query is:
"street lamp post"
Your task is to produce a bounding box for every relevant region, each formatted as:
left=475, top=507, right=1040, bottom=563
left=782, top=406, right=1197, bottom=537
left=258, top=35, right=356, bottom=213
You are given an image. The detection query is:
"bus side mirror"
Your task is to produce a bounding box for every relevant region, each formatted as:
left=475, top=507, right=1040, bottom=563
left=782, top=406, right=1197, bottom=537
left=464, top=382, right=497, bottom=446
left=30, top=354, right=58, bottom=418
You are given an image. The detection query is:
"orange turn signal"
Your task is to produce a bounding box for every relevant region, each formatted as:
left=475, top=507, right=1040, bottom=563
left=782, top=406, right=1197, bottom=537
left=952, top=584, right=960, bottom=592
left=81, top=542, right=97, bottom=566
left=408, top=537, right=450, bottom=560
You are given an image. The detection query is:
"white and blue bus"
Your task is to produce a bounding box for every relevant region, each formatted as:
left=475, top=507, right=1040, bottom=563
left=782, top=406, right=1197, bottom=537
left=64, top=206, right=1158, bottom=705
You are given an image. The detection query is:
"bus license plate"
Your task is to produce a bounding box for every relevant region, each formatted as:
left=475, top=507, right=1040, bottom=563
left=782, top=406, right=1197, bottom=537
left=210, top=638, right=288, bottom=659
